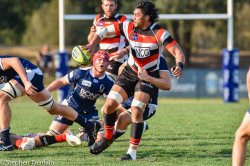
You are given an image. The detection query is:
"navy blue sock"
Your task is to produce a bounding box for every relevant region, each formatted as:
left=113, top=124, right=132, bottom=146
left=75, top=114, right=93, bottom=132
left=0, top=128, right=11, bottom=145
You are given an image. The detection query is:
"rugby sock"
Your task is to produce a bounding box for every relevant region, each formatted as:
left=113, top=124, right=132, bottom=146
left=127, top=148, right=137, bottom=160
left=15, top=139, right=22, bottom=148
left=75, top=114, right=93, bottom=132
left=0, top=128, right=11, bottom=145
left=103, top=112, right=117, bottom=140
left=55, top=134, right=67, bottom=142
left=114, top=129, right=126, bottom=140
left=130, top=122, right=144, bottom=147
left=39, top=135, right=57, bottom=146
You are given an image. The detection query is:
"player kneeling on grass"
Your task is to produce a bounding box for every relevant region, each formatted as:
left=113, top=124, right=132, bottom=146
left=0, top=56, right=101, bottom=151
left=9, top=131, right=81, bottom=150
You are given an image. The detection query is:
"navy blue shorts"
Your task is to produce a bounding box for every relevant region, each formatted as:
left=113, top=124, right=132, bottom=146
left=14, top=68, right=44, bottom=92
left=53, top=109, right=99, bottom=126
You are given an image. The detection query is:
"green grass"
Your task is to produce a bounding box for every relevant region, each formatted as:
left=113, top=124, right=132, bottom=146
left=0, top=97, right=250, bottom=166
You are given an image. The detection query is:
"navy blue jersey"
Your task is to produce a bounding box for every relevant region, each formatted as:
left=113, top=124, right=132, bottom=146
left=65, top=68, right=114, bottom=114
left=0, top=55, right=37, bottom=84
left=121, top=55, right=168, bottom=108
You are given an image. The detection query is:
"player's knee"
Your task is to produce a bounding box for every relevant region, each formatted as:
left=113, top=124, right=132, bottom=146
left=131, top=99, right=146, bottom=110
left=235, top=127, right=250, bottom=141
left=0, top=82, right=22, bottom=100
left=118, top=112, right=131, bottom=125
left=130, top=107, right=143, bottom=122
left=107, top=91, right=123, bottom=105
left=37, top=97, right=55, bottom=113
left=102, top=96, right=121, bottom=114
left=0, top=92, right=11, bottom=104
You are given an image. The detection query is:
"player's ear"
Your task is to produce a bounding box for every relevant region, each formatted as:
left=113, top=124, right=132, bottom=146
left=145, top=15, right=150, bottom=21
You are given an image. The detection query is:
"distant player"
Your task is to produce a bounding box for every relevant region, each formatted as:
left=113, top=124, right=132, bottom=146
left=232, top=67, right=250, bottom=166
left=25, top=50, right=113, bottom=148
left=87, top=0, right=129, bottom=80
left=0, top=56, right=100, bottom=151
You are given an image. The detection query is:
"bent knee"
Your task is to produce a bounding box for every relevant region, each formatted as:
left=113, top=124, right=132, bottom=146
left=118, top=112, right=131, bottom=124
left=102, top=99, right=118, bottom=114
left=235, top=128, right=250, bottom=141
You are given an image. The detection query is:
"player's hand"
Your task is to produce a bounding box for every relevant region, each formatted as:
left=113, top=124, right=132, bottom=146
left=138, top=67, right=150, bottom=82
left=109, top=50, right=125, bottom=61
left=171, top=66, right=183, bottom=79
left=82, top=44, right=95, bottom=55
left=24, top=81, right=37, bottom=96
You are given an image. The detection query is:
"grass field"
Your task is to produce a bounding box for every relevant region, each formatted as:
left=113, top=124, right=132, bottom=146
left=0, top=97, right=250, bottom=166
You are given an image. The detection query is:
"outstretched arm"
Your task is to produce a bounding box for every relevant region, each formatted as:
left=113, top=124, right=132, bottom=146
left=83, top=23, right=121, bottom=55
left=47, top=75, right=69, bottom=92
left=2, top=57, right=37, bottom=95
left=138, top=68, right=171, bottom=90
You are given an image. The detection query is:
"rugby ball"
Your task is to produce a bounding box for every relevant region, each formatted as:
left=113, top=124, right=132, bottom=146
left=72, top=45, right=91, bottom=66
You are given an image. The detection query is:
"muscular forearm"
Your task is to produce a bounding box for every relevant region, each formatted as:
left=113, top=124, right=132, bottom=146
left=168, top=43, right=185, bottom=64
left=47, top=77, right=68, bottom=92
left=87, top=33, right=94, bottom=43
left=8, top=58, right=29, bottom=83
left=148, top=74, right=171, bottom=90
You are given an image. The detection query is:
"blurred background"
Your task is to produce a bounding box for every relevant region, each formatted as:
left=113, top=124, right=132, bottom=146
left=0, top=0, right=249, bottom=99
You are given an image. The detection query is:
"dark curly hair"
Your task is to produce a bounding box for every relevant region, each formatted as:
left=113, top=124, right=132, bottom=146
left=135, top=0, right=159, bottom=22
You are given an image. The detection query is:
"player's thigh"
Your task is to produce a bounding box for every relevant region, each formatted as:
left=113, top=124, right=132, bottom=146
left=0, top=79, right=26, bottom=100
left=115, top=65, right=138, bottom=98
left=29, top=88, right=52, bottom=103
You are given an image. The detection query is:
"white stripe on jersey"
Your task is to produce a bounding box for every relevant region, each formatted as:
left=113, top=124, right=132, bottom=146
left=130, top=41, right=159, bottom=50
left=160, top=30, right=171, bottom=43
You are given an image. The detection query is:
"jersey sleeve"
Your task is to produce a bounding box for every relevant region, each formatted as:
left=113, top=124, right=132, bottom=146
left=161, top=30, right=177, bottom=49
left=67, top=68, right=84, bottom=84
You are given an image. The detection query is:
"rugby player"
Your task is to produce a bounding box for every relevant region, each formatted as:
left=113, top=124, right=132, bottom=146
left=84, top=0, right=185, bottom=159
left=87, top=0, right=129, bottom=80
left=44, top=50, right=113, bottom=147
left=0, top=56, right=101, bottom=151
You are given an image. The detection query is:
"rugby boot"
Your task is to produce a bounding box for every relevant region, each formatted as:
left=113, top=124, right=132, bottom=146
left=89, top=137, right=113, bottom=155
left=121, top=153, right=134, bottom=161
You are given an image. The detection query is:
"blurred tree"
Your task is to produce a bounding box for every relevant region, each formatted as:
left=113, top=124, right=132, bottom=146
left=22, top=1, right=58, bottom=45
left=1, top=0, right=250, bottom=66
left=235, top=3, right=250, bottom=50
left=0, top=0, right=49, bottom=45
